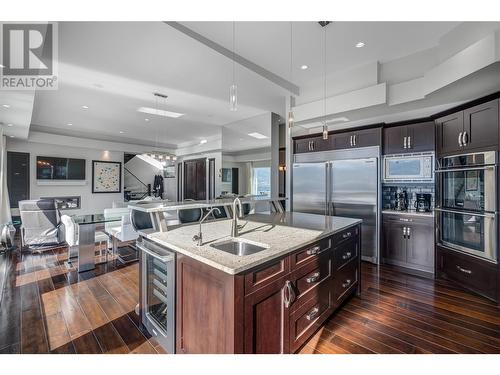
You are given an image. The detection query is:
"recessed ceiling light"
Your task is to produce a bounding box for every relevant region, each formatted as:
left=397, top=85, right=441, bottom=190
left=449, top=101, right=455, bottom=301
left=2, top=104, right=10, bottom=108
left=137, top=107, right=184, bottom=118
left=7, top=123, right=13, bottom=127
left=0, top=64, right=4, bottom=68
left=248, top=132, right=268, bottom=139
left=300, top=65, right=308, bottom=70
left=67, top=123, right=73, bottom=126
left=355, top=42, right=365, bottom=48
left=81, top=105, right=89, bottom=109
left=144, top=118, right=150, bottom=122
left=200, top=139, right=208, bottom=144
left=119, top=131, right=124, bottom=134
left=9, top=135, right=14, bottom=138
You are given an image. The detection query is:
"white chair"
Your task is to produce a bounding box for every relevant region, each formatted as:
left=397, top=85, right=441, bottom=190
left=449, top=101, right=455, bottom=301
left=60, top=215, right=109, bottom=262
left=104, top=208, right=139, bottom=262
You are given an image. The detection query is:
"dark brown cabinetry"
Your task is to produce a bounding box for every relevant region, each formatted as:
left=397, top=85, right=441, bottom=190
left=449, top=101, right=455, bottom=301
left=383, top=121, right=435, bottom=154
left=382, top=214, right=434, bottom=275
left=175, top=224, right=361, bottom=354
left=436, top=99, right=499, bottom=155
left=436, top=245, right=498, bottom=302
left=332, top=127, right=382, bottom=150
left=294, top=135, right=331, bottom=154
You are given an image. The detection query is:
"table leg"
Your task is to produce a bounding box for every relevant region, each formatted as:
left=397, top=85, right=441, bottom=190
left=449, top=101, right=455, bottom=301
left=78, top=223, right=96, bottom=272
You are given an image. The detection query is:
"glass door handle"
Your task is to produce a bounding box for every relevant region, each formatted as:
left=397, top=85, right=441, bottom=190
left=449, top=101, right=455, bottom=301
left=137, top=243, right=174, bottom=262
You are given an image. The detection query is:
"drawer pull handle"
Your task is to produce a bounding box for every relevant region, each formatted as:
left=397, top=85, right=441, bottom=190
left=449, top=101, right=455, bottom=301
left=342, top=251, right=352, bottom=260
left=306, top=272, right=320, bottom=284
left=342, top=279, right=352, bottom=288
left=305, top=307, right=320, bottom=321
left=456, top=265, right=472, bottom=275
left=342, top=232, right=352, bottom=239
left=306, top=245, right=321, bottom=255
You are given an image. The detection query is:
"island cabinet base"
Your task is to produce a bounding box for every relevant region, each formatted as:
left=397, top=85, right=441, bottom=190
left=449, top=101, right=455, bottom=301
left=175, top=224, right=361, bottom=354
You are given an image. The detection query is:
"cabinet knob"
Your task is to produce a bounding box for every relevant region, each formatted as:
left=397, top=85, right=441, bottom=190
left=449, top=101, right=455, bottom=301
left=342, top=279, right=352, bottom=288
left=305, top=306, right=320, bottom=321
left=342, top=231, right=352, bottom=239
left=306, top=272, right=321, bottom=284
left=342, top=251, right=352, bottom=260
left=306, top=245, right=321, bottom=255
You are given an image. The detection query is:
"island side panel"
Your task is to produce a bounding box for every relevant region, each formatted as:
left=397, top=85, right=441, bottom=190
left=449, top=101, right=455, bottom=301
left=175, top=253, right=244, bottom=354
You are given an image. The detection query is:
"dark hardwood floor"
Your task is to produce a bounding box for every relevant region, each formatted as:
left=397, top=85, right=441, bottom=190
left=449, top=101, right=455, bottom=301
left=1, top=245, right=499, bottom=354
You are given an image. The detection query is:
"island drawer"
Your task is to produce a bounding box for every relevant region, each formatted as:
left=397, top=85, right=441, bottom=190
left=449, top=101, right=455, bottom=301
left=333, top=225, right=359, bottom=247
left=244, top=257, right=290, bottom=295
left=334, top=238, right=359, bottom=270
left=289, top=237, right=332, bottom=270
left=289, top=283, right=331, bottom=352
left=334, top=261, right=359, bottom=304
left=292, top=253, right=332, bottom=306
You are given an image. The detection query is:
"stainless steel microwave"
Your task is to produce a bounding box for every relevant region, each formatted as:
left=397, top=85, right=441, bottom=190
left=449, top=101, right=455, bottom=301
left=383, top=152, right=434, bottom=183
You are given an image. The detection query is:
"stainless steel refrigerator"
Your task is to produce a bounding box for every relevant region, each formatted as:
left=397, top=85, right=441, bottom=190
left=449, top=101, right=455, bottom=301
left=292, top=147, right=380, bottom=263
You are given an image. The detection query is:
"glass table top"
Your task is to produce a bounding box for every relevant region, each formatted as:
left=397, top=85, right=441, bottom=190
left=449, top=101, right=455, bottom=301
left=72, top=213, right=123, bottom=225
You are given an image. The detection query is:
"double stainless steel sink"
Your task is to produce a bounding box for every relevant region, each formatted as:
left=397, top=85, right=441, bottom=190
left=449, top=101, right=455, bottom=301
left=210, top=238, right=269, bottom=256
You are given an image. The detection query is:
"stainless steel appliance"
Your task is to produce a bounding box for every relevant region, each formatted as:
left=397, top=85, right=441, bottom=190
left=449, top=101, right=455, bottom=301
left=292, top=147, right=380, bottom=263
left=414, top=193, right=432, bottom=212
left=383, top=152, right=434, bottom=183
left=435, top=151, right=497, bottom=263
left=137, top=238, right=176, bottom=353
left=394, top=190, right=408, bottom=211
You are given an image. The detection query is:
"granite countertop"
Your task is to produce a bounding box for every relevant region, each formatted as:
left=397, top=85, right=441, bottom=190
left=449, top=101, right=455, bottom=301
left=146, top=212, right=361, bottom=275
left=129, top=196, right=286, bottom=213
left=382, top=209, right=434, bottom=218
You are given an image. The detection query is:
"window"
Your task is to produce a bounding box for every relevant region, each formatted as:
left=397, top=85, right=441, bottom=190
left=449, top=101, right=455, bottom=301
left=252, top=167, right=271, bottom=196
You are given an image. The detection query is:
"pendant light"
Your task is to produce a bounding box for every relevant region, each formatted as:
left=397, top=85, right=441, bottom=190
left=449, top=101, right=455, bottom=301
left=322, top=25, right=328, bottom=140
left=229, top=22, right=237, bottom=111
left=288, top=22, right=295, bottom=128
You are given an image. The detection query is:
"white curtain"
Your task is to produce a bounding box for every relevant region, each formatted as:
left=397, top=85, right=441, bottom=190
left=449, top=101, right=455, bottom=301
left=0, top=128, right=12, bottom=224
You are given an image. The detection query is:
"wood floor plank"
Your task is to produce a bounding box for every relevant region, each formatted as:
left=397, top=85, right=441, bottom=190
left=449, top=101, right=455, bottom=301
left=111, top=315, right=156, bottom=353
left=93, top=323, right=129, bottom=354
left=72, top=331, right=103, bottom=354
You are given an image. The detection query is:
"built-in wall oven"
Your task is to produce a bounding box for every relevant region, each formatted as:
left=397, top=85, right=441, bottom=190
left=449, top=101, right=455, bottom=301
left=435, top=151, right=498, bottom=263
left=137, top=238, right=176, bottom=353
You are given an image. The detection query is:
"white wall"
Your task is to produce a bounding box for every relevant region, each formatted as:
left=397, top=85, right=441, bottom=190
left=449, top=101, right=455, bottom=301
left=221, top=160, right=249, bottom=195
left=7, top=137, right=126, bottom=215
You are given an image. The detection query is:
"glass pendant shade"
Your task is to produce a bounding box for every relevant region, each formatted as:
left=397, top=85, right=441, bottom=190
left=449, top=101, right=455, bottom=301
left=322, top=124, right=328, bottom=140
left=229, top=84, right=237, bottom=111
left=288, top=110, right=294, bottom=128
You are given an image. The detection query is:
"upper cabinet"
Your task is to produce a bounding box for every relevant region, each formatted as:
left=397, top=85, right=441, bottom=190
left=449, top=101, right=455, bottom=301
left=436, top=99, right=499, bottom=155
left=294, top=135, right=331, bottom=154
left=383, top=121, right=435, bottom=155
left=331, top=127, right=382, bottom=150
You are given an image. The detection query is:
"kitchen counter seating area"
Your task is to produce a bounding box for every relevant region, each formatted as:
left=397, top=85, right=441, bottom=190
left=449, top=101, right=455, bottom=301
left=137, top=210, right=362, bottom=354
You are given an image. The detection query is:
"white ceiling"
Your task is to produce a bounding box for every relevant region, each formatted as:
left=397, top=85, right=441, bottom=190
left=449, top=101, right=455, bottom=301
left=3, top=21, right=500, bottom=152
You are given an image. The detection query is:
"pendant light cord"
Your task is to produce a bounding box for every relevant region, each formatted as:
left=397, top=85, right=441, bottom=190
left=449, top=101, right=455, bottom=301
left=232, top=21, right=235, bottom=84
left=324, top=26, right=327, bottom=124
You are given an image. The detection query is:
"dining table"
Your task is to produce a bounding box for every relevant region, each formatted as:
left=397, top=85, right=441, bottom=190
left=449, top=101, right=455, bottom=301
left=72, top=212, right=123, bottom=272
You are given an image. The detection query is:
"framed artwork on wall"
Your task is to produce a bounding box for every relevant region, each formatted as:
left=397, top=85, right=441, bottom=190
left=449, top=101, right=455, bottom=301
left=92, top=160, right=122, bottom=193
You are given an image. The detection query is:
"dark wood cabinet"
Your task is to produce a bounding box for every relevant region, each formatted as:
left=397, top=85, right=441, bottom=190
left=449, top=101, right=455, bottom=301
left=175, top=224, right=361, bottom=354
left=244, top=276, right=290, bottom=354
left=437, top=245, right=498, bottom=302
left=382, top=214, right=434, bottom=275
left=383, top=121, right=435, bottom=154
left=332, top=127, right=381, bottom=150
left=436, top=99, right=499, bottom=155
left=294, top=135, right=331, bottom=154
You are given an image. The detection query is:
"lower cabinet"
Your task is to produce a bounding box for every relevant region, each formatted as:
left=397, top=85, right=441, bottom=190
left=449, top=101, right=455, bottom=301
left=175, top=224, right=361, bottom=354
left=382, top=214, right=434, bottom=275
left=436, top=245, right=498, bottom=302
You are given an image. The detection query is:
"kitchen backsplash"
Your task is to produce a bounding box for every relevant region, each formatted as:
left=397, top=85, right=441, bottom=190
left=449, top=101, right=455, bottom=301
left=382, top=184, right=435, bottom=211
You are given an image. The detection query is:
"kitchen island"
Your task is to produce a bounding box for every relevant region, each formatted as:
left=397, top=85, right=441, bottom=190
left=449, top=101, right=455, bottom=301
left=141, top=211, right=362, bottom=354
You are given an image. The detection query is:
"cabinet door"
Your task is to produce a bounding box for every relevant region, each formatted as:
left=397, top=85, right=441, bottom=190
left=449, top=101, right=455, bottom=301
left=294, top=139, right=311, bottom=154
left=353, top=128, right=382, bottom=148
left=383, top=126, right=406, bottom=154
left=309, top=136, right=332, bottom=152
left=331, top=132, right=353, bottom=150
left=244, top=278, right=289, bottom=354
left=436, top=112, right=464, bottom=155
left=382, top=220, right=406, bottom=263
left=406, top=121, right=435, bottom=153
left=405, top=220, right=434, bottom=272
left=463, top=99, right=499, bottom=150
